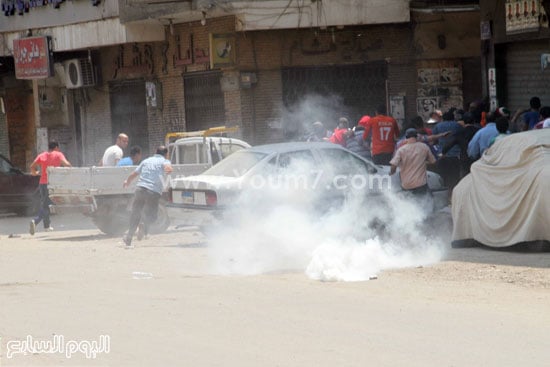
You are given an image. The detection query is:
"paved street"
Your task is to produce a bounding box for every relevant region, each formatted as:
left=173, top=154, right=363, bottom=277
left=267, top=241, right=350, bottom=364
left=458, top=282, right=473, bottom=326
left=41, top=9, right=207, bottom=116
left=0, top=213, right=549, bottom=367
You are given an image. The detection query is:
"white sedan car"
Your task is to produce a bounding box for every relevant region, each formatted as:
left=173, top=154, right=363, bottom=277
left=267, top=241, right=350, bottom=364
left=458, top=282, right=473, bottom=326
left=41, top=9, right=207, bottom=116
left=167, top=142, right=448, bottom=229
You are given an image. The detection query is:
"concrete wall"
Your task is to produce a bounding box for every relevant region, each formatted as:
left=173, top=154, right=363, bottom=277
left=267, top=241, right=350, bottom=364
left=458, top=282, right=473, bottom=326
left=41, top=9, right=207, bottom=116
left=1, top=18, right=165, bottom=56
left=412, top=11, right=481, bottom=60
left=119, top=0, right=410, bottom=30
left=0, top=1, right=119, bottom=32
left=234, top=0, right=410, bottom=30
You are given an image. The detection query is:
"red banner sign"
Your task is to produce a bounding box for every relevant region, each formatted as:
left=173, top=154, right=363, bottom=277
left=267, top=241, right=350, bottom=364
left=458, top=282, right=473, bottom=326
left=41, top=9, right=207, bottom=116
left=13, top=36, right=54, bottom=79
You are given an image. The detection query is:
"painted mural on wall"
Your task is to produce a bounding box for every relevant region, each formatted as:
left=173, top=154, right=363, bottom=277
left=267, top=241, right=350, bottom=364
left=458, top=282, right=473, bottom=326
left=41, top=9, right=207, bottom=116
left=416, top=60, right=463, bottom=121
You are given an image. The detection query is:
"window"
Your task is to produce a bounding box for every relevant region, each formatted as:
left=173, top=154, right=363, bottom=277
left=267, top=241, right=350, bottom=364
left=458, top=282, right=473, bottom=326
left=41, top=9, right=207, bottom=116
left=317, top=148, right=376, bottom=176
left=218, top=143, right=248, bottom=159
left=277, top=150, right=316, bottom=170
left=177, top=144, right=208, bottom=164
left=203, top=151, right=268, bottom=177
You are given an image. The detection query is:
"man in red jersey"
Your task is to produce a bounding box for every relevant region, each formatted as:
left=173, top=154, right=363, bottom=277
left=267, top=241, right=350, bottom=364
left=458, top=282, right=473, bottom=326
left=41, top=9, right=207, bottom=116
left=362, top=104, right=400, bottom=165
left=29, top=141, right=72, bottom=235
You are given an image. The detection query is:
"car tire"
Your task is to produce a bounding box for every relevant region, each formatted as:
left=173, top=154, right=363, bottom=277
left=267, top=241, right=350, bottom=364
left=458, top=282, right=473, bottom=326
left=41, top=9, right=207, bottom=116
left=92, top=200, right=129, bottom=236
left=93, top=199, right=170, bottom=236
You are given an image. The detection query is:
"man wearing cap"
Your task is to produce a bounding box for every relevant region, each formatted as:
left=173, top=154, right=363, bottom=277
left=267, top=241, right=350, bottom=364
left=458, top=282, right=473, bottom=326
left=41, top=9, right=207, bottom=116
left=389, top=128, right=436, bottom=198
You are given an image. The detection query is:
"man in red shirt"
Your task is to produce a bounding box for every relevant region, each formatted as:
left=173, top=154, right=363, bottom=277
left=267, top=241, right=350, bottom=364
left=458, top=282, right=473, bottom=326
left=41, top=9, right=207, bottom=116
left=362, top=104, right=400, bottom=165
left=29, top=141, right=72, bottom=235
left=328, top=117, right=350, bottom=147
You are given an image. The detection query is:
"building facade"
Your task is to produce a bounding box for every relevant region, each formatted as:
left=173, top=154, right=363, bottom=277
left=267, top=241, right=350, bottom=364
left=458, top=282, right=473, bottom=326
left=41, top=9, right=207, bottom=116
left=0, top=0, right=482, bottom=169
left=480, top=0, right=550, bottom=114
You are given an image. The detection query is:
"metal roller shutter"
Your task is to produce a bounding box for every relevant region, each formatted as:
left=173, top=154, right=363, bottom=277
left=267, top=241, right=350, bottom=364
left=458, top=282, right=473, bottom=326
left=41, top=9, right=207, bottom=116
left=506, top=40, right=550, bottom=111
left=282, top=62, right=387, bottom=132
left=109, top=78, right=149, bottom=156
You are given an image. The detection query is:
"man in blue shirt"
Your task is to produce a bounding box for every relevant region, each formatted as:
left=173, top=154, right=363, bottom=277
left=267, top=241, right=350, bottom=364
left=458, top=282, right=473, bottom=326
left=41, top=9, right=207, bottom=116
left=523, top=96, right=541, bottom=130
left=117, top=146, right=142, bottom=166
left=122, top=146, right=173, bottom=247
left=431, top=109, right=464, bottom=197
left=432, top=110, right=464, bottom=157
left=511, top=96, right=540, bottom=131
left=467, top=113, right=499, bottom=160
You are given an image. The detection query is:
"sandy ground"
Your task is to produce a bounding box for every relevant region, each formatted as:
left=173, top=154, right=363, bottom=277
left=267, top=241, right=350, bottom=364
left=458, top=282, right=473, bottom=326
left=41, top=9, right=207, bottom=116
left=0, top=212, right=549, bottom=367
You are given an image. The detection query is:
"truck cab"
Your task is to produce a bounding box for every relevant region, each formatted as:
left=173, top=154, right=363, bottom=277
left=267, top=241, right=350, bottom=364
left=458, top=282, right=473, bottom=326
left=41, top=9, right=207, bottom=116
left=166, top=125, right=250, bottom=166
left=168, top=136, right=250, bottom=166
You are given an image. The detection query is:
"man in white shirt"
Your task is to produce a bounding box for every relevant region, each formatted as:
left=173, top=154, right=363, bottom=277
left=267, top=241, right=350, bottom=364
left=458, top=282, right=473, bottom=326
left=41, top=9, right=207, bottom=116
left=101, top=133, right=129, bottom=166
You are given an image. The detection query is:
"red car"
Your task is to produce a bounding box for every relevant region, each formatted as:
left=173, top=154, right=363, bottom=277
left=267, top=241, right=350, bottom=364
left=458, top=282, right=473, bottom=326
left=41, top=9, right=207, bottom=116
left=0, top=154, right=40, bottom=216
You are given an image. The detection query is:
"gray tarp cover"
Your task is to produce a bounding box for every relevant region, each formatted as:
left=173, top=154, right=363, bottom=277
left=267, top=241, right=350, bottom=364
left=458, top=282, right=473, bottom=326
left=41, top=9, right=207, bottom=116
left=452, top=129, right=550, bottom=247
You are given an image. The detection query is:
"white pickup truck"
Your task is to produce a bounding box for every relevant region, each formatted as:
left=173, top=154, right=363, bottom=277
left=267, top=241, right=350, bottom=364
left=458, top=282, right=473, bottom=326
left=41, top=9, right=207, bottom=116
left=47, top=127, right=250, bottom=235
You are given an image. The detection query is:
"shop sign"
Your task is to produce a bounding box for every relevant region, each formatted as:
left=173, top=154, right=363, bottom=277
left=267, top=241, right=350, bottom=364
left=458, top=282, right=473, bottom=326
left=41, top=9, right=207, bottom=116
left=210, top=33, right=236, bottom=69
left=480, top=21, right=492, bottom=40
left=13, top=36, right=54, bottom=79
left=488, top=68, right=497, bottom=98
left=505, top=0, right=542, bottom=35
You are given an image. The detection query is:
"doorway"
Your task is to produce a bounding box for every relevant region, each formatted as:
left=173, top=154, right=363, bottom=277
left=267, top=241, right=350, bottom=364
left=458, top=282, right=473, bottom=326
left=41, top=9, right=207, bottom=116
left=109, top=79, right=149, bottom=156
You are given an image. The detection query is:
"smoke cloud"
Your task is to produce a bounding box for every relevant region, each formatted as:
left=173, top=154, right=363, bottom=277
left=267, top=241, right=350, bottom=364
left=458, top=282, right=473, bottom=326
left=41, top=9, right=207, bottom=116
left=279, top=93, right=350, bottom=140
left=203, top=93, right=448, bottom=281
left=206, top=173, right=447, bottom=282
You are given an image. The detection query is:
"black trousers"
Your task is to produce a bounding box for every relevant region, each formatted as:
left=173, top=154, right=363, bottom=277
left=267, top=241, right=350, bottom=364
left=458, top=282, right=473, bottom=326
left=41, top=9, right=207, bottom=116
left=372, top=152, right=393, bottom=165
left=436, top=156, right=461, bottom=191
left=127, top=187, right=161, bottom=238
left=33, top=184, right=51, bottom=228
left=403, top=184, right=431, bottom=197
left=402, top=184, right=433, bottom=211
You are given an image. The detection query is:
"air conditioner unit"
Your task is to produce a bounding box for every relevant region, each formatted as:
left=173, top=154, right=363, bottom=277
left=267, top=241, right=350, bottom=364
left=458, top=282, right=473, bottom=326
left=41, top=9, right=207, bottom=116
left=64, top=58, right=96, bottom=89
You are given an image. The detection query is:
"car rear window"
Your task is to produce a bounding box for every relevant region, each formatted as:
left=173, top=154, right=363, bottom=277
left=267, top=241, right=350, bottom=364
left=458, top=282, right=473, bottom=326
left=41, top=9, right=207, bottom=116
left=219, top=143, right=248, bottom=159
left=203, top=151, right=268, bottom=177
left=317, top=148, right=375, bottom=176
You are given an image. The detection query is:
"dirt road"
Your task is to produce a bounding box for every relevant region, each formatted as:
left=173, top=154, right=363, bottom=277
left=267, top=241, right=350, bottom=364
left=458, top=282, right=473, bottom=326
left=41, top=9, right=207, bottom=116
left=0, top=213, right=549, bottom=366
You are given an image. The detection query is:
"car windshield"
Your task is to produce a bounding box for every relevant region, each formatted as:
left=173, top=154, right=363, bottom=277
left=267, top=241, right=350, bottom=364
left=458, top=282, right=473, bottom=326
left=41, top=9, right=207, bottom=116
left=202, top=151, right=268, bottom=177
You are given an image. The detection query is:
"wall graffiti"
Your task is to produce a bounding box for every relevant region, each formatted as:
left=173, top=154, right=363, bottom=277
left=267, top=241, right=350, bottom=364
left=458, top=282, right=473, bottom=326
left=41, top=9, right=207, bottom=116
left=173, top=33, right=210, bottom=70
left=113, top=43, right=154, bottom=79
